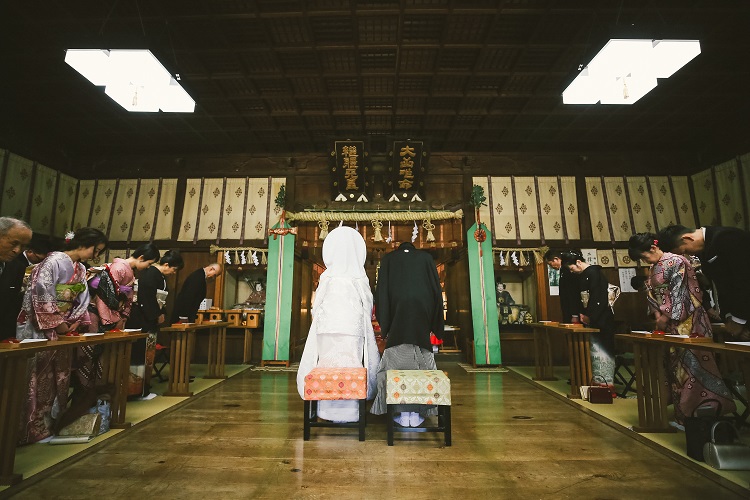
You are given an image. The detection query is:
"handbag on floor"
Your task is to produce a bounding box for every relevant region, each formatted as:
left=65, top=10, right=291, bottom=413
left=684, top=399, right=735, bottom=461
left=703, top=421, right=750, bottom=470
left=580, top=376, right=613, bottom=404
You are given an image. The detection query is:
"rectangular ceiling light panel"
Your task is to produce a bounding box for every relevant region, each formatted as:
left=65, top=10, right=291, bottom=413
left=562, top=39, right=700, bottom=105
left=65, top=49, right=195, bottom=113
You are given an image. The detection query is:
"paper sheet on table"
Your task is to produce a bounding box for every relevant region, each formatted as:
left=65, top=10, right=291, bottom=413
left=631, top=330, right=652, bottom=334
left=725, top=342, right=750, bottom=346
left=20, top=338, right=48, bottom=343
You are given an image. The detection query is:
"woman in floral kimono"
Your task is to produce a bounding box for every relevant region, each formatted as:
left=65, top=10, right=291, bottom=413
left=628, top=233, right=735, bottom=424
left=16, top=227, right=108, bottom=444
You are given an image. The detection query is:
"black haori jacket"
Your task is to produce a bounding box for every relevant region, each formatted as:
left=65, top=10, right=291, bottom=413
left=699, top=226, right=750, bottom=323
left=376, top=242, right=444, bottom=352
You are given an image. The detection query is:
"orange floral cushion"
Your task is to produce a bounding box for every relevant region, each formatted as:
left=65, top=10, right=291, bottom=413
left=303, top=367, right=367, bottom=400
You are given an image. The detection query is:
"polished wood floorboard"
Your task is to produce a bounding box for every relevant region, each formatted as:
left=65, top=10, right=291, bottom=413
left=6, top=362, right=744, bottom=499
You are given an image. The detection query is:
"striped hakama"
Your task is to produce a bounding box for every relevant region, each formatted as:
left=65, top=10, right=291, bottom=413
left=370, top=344, right=438, bottom=417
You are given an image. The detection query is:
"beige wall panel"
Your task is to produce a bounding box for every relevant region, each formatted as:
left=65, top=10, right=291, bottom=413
left=471, top=176, right=492, bottom=231
left=178, top=179, right=203, bottom=241
left=647, top=176, right=678, bottom=230
left=536, top=177, right=565, bottom=240
left=109, top=179, right=139, bottom=241
left=28, top=164, right=57, bottom=234
left=626, top=176, right=656, bottom=234
left=603, top=177, right=631, bottom=241
left=742, top=154, right=750, bottom=230
left=72, top=180, right=96, bottom=230
left=616, top=249, right=637, bottom=267
left=691, top=169, right=717, bottom=227
left=154, top=179, right=177, bottom=240
left=220, top=178, right=247, bottom=239
left=489, top=177, right=517, bottom=240
left=596, top=249, right=616, bottom=268
left=131, top=179, right=160, bottom=242
left=196, top=178, right=225, bottom=240
left=714, top=159, right=745, bottom=228
left=514, top=177, right=541, bottom=240
left=1, top=153, right=34, bottom=219
left=559, top=176, right=580, bottom=240
left=88, top=180, right=118, bottom=234
left=54, top=174, right=78, bottom=236
left=670, top=176, right=697, bottom=228
left=245, top=178, right=272, bottom=240
left=585, top=177, right=611, bottom=242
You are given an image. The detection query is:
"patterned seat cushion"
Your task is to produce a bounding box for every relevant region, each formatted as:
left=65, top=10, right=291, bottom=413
left=303, top=367, right=367, bottom=400
left=385, top=370, right=451, bottom=406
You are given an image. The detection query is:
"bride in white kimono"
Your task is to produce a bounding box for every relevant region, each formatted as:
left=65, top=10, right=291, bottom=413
left=296, top=225, right=380, bottom=422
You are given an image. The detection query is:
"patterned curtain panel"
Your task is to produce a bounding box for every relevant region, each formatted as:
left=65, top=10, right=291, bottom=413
left=1, top=152, right=34, bottom=219
left=72, top=180, right=96, bottom=230
left=585, top=177, right=611, bottom=242
left=109, top=179, right=139, bottom=242
left=625, top=177, right=656, bottom=234
left=245, top=178, right=271, bottom=241
left=559, top=176, right=580, bottom=240
left=177, top=179, right=203, bottom=241
left=514, top=177, right=541, bottom=240
left=88, top=180, right=118, bottom=234
left=54, top=173, right=78, bottom=236
left=670, top=176, right=697, bottom=228
left=154, top=179, right=177, bottom=240
left=616, top=249, right=637, bottom=267
left=647, top=176, right=678, bottom=231
left=536, top=176, right=580, bottom=241
left=603, top=177, right=631, bottom=241
left=131, top=179, right=160, bottom=242
left=714, top=159, right=745, bottom=229
left=596, top=249, right=616, bottom=267
left=196, top=178, right=224, bottom=240
left=489, top=177, right=518, bottom=241
left=691, top=168, right=718, bottom=227
left=741, top=154, right=750, bottom=230
left=220, top=177, right=247, bottom=240
left=28, top=164, right=57, bottom=234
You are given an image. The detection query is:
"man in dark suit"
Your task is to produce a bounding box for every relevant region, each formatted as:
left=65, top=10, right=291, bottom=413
left=376, top=241, right=443, bottom=351
left=659, top=225, right=750, bottom=339
left=171, top=263, right=221, bottom=323
left=0, top=232, right=52, bottom=338
left=544, top=249, right=583, bottom=323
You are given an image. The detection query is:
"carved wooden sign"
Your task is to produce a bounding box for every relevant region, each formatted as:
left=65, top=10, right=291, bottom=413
left=388, top=140, right=427, bottom=202
left=330, top=140, right=369, bottom=202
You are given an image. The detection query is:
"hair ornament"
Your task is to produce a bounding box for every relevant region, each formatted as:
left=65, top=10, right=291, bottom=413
left=64, top=230, right=75, bottom=243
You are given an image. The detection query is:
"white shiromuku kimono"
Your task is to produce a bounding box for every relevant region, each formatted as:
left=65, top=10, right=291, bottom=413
left=296, top=226, right=380, bottom=422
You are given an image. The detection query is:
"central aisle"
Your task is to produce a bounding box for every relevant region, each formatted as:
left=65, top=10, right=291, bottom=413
left=8, top=361, right=743, bottom=499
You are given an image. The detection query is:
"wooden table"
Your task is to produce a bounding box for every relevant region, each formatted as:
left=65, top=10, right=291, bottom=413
left=617, top=333, right=750, bottom=433
left=530, top=323, right=599, bottom=399
left=0, top=333, right=145, bottom=486
left=160, top=322, right=230, bottom=397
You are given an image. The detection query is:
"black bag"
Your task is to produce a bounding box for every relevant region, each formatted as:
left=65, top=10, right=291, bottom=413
left=587, top=376, right=613, bottom=404
left=684, top=399, right=735, bottom=461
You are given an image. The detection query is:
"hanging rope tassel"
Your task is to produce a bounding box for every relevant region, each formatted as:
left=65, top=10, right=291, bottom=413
left=261, top=252, right=267, bottom=265
left=385, top=221, right=393, bottom=243
left=372, top=219, right=384, bottom=242
left=422, top=218, right=436, bottom=242
left=318, top=219, right=330, bottom=240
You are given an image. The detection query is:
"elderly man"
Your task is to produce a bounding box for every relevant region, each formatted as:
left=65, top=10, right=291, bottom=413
left=171, top=262, right=222, bottom=323
left=659, top=224, right=750, bottom=339
left=0, top=217, right=32, bottom=273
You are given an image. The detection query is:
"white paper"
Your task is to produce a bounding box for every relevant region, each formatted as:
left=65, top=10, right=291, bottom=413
left=581, top=249, right=598, bottom=266
left=631, top=330, right=653, bottom=334
left=725, top=342, right=750, bottom=346
left=665, top=334, right=690, bottom=338
left=547, top=265, right=560, bottom=296
left=123, top=329, right=141, bottom=332
left=619, top=268, right=637, bottom=293
left=20, top=338, right=48, bottom=343
left=83, top=333, right=105, bottom=337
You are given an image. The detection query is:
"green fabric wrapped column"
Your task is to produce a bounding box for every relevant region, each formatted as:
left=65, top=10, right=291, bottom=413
left=467, top=222, right=502, bottom=365
left=262, top=219, right=295, bottom=362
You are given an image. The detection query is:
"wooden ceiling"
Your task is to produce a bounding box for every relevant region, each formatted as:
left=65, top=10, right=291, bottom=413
left=2, top=0, right=750, bottom=169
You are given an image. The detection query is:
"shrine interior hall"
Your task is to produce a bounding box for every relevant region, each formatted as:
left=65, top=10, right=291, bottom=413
left=2, top=1, right=750, bottom=498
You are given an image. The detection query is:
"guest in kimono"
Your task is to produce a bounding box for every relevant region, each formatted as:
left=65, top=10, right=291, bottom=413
left=126, top=250, right=184, bottom=394
left=77, top=243, right=160, bottom=393
left=659, top=225, right=750, bottom=340
left=297, top=226, right=380, bottom=422
left=16, top=227, right=108, bottom=444
left=370, top=241, right=443, bottom=427
left=545, top=249, right=583, bottom=323
left=628, top=233, right=735, bottom=424
left=561, top=251, right=616, bottom=390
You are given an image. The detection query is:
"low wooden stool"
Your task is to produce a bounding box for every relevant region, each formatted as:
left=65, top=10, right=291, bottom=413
left=303, top=367, right=367, bottom=441
left=386, top=369, right=452, bottom=446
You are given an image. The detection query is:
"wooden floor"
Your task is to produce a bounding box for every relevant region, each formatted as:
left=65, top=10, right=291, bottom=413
left=4, top=360, right=746, bottom=500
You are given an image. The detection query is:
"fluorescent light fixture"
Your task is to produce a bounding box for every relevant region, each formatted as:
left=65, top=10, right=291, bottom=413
left=562, top=39, right=700, bottom=105
left=64, top=49, right=195, bottom=113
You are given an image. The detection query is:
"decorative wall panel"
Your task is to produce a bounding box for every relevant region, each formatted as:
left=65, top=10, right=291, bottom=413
left=0, top=152, right=34, bottom=219
left=647, top=176, right=678, bottom=230
left=514, top=177, right=540, bottom=240
left=585, top=177, right=610, bottom=242
left=691, top=168, right=718, bottom=227
left=603, top=177, right=631, bottom=242
left=153, top=179, right=177, bottom=240
left=220, top=178, right=247, bottom=240
left=88, top=180, right=117, bottom=234
left=72, top=180, right=95, bottom=231
left=54, top=173, right=78, bottom=236
left=178, top=179, right=203, bottom=241
left=714, top=159, right=745, bottom=228
left=625, top=176, right=656, bottom=234
left=109, top=179, right=139, bottom=242
left=131, top=179, right=160, bottom=242
left=28, top=164, right=57, bottom=235
left=670, top=176, right=697, bottom=228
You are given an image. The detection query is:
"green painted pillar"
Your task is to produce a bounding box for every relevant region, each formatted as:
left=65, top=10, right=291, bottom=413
left=467, top=222, right=502, bottom=365
left=262, top=219, right=295, bottom=362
